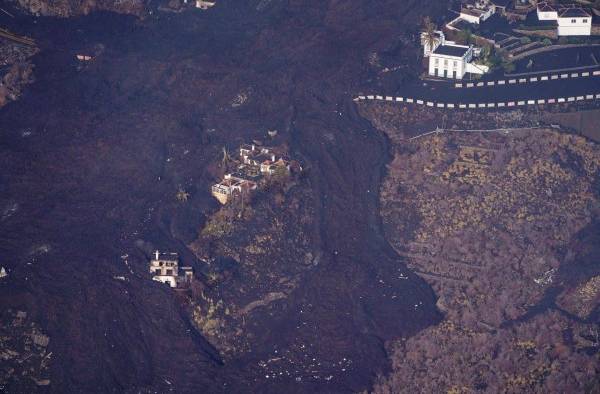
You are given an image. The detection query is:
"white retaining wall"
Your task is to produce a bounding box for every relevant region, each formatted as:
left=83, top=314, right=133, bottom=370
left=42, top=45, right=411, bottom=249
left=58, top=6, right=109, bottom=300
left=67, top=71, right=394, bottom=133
left=353, top=93, right=600, bottom=109
left=454, top=69, right=600, bottom=88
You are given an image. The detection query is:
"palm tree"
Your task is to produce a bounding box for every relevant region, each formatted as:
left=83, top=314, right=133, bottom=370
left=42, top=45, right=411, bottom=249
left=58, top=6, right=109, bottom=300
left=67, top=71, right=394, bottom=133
left=221, top=146, right=231, bottom=166
left=421, top=17, right=439, bottom=54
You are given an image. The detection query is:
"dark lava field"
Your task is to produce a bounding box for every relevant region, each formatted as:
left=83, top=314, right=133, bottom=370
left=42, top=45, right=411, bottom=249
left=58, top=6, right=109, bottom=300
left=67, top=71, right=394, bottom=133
left=0, top=0, right=448, bottom=392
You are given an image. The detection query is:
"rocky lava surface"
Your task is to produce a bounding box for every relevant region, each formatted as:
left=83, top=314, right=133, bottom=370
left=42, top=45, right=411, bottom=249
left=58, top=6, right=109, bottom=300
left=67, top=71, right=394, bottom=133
left=0, top=1, right=447, bottom=392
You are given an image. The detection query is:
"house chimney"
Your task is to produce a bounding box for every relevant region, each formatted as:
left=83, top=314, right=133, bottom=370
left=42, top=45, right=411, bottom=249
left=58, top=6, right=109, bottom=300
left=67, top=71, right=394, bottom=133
left=154, top=250, right=160, bottom=260
left=271, top=154, right=276, bottom=161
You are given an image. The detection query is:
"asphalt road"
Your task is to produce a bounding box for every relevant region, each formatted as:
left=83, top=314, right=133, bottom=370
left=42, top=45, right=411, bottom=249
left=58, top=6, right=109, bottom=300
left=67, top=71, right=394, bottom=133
left=394, top=75, right=600, bottom=104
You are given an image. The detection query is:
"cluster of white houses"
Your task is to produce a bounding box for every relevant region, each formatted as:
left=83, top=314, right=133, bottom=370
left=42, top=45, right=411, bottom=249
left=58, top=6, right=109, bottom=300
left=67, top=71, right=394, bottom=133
left=422, top=31, right=489, bottom=80
left=423, top=0, right=596, bottom=80
left=149, top=251, right=194, bottom=288
left=455, top=0, right=594, bottom=37
left=211, top=144, right=294, bottom=205
left=536, top=2, right=592, bottom=36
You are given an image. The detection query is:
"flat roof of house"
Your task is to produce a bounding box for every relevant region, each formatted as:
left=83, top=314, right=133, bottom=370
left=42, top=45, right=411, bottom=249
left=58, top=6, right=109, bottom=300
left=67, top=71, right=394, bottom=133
left=433, top=44, right=470, bottom=57
left=559, top=8, right=590, bottom=18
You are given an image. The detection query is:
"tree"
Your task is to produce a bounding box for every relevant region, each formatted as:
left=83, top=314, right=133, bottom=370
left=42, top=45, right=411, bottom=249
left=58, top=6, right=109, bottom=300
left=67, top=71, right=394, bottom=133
left=457, top=29, right=474, bottom=45
left=421, top=17, right=439, bottom=53
left=502, top=61, right=516, bottom=73
left=221, top=146, right=231, bottom=167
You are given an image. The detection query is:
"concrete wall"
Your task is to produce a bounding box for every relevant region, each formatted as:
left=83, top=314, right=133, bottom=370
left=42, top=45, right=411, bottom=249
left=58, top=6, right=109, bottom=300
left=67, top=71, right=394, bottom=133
left=465, top=62, right=489, bottom=75
left=460, top=12, right=481, bottom=24
left=354, top=91, right=600, bottom=110
left=153, top=276, right=177, bottom=288
left=542, top=108, right=600, bottom=142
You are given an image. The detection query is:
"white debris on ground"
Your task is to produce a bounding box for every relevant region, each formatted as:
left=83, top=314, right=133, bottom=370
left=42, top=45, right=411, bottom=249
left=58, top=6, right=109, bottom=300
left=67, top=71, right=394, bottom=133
left=254, top=305, right=354, bottom=384
left=1, top=202, right=18, bottom=221
left=534, top=268, right=556, bottom=286
left=120, top=254, right=134, bottom=274
left=29, top=244, right=51, bottom=255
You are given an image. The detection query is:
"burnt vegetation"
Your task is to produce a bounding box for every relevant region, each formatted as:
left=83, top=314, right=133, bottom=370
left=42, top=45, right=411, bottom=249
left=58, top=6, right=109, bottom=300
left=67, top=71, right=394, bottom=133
left=360, top=101, right=600, bottom=393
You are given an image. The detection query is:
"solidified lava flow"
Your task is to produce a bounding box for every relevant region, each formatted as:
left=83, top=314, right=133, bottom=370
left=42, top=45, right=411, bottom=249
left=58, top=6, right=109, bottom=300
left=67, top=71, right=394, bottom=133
left=0, top=1, right=445, bottom=392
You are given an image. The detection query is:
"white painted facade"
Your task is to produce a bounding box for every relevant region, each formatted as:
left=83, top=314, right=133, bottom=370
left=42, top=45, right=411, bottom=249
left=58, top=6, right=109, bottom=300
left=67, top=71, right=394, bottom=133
left=196, top=0, right=215, bottom=9
left=536, top=4, right=592, bottom=36
left=459, top=0, right=495, bottom=24
left=149, top=251, right=194, bottom=288
left=428, top=47, right=472, bottom=79
left=150, top=251, right=179, bottom=288
left=460, top=6, right=494, bottom=24
left=422, top=28, right=487, bottom=80
left=466, top=62, right=490, bottom=75
left=557, top=15, right=591, bottom=36
left=536, top=9, right=557, bottom=20
left=460, top=10, right=482, bottom=24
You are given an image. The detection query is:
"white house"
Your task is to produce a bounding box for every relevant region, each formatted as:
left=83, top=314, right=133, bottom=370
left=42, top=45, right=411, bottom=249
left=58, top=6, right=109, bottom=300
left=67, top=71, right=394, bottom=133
left=422, top=30, right=488, bottom=79
left=429, top=44, right=474, bottom=79
left=536, top=2, right=558, bottom=20
left=460, top=1, right=495, bottom=24
left=149, top=251, right=193, bottom=288
left=211, top=176, right=257, bottom=204
left=196, top=0, right=215, bottom=9
left=536, top=3, right=592, bottom=36
left=557, top=7, right=592, bottom=36
left=149, top=251, right=180, bottom=288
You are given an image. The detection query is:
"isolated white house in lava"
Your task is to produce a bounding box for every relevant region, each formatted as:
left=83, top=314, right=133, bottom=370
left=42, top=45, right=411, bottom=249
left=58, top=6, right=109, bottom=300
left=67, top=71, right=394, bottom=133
left=421, top=31, right=488, bottom=79
left=149, top=251, right=193, bottom=288
left=537, top=2, right=592, bottom=36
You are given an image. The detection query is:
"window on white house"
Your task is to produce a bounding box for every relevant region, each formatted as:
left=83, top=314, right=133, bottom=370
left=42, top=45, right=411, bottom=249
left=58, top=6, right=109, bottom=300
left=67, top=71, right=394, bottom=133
left=583, top=19, right=588, bottom=23
left=571, top=19, right=576, bottom=23
left=453, top=61, right=457, bottom=68
left=444, top=59, right=448, bottom=66
left=434, top=58, right=439, bottom=65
